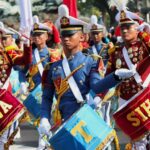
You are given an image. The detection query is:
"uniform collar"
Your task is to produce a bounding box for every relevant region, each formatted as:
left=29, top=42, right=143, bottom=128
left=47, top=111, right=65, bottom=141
left=37, top=45, right=48, bottom=52
left=96, top=41, right=103, bottom=46
left=67, top=51, right=82, bottom=61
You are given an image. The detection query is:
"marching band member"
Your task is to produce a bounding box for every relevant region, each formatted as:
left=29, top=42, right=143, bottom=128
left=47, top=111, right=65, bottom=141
left=0, top=24, right=32, bottom=150
left=22, top=16, right=62, bottom=150
left=38, top=4, right=136, bottom=149
left=88, top=15, right=112, bottom=66
left=43, top=19, right=63, bottom=62
left=107, top=0, right=150, bottom=149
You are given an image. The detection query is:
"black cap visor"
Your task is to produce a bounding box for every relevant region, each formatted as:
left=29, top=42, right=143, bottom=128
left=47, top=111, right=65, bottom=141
left=61, top=30, right=80, bottom=37
left=32, top=32, right=45, bottom=36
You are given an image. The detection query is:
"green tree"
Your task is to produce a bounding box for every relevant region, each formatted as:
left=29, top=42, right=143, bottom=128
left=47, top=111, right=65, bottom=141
left=78, top=0, right=118, bottom=27
left=77, top=0, right=146, bottom=27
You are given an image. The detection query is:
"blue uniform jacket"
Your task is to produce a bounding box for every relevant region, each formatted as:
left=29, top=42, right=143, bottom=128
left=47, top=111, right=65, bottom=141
left=89, top=42, right=109, bottom=65
left=41, top=51, right=119, bottom=121
left=28, top=46, right=51, bottom=91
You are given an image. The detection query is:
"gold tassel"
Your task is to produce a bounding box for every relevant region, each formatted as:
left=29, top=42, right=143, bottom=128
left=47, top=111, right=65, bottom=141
left=96, top=130, right=120, bottom=150
left=4, top=128, right=19, bottom=150
left=20, top=111, right=31, bottom=123
left=33, top=117, right=40, bottom=127
left=113, top=130, right=120, bottom=150
left=125, top=143, right=132, bottom=150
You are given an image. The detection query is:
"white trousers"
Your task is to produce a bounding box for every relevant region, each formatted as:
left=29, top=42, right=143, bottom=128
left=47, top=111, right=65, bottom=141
left=0, top=121, right=18, bottom=150
left=132, top=134, right=150, bottom=150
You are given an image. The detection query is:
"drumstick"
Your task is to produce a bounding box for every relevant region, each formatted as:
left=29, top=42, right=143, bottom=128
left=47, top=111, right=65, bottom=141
left=8, top=27, right=31, bottom=40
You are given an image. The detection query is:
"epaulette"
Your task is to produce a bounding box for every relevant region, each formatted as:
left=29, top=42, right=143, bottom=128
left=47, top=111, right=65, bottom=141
left=108, top=46, right=116, bottom=55
left=90, top=54, right=102, bottom=61
left=138, top=31, right=150, bottom=48
left=108, top=45, right=121, bottom=55
left=44, top=62, right=53, bottom=71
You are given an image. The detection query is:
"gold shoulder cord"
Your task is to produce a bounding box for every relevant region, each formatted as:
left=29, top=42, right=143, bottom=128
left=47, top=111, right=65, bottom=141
left=98, top=44, right=107, bottom=56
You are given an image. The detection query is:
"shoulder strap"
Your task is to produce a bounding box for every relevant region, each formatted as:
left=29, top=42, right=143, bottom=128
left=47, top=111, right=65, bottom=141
left=62, top=57, right=84, bottom=103
left=34, top=48, right=44, bottom=76
left=92, top=45, right=98, bottom=55
left=122, top=46, right=142, bottom=84
left=0, top=77, right=10, bottom=90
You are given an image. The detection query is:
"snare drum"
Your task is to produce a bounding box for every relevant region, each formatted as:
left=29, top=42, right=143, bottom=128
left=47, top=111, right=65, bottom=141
left=49, top=104, right=118, bottom=150
left=23, top=84, right=42, bottom=119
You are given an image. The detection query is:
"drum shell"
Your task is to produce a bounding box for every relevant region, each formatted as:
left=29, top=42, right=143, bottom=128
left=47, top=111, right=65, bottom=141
left=49, top=104, right=114, bottom=150
left=23, top=84, right=42, bottom=119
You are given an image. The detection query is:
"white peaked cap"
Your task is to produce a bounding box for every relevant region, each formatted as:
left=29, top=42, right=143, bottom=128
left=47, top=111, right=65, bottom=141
left=31, top=15, right=52, bottom=33
left=91, top=15, right=98, bottom=25
left=0, top=22, right=15, bottom=35
left=33, top=15, right=39, bottom=24
left=55, top=4, right=88, bottom=33
left=115, top=10, right=143, bottom=24
left=88, top=15, right=104, bottom=32
left=58, top=4, right=69, bottom=18
left=108, top=0, right=143, bottom=25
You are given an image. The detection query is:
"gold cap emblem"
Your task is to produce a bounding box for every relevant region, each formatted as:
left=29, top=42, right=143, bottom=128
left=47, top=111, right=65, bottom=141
left=92, top=24, right=98, bottom=30
left=120, top=10, right=126, bottom=20
left=34, top=23, right=39, bottom=29
left=60, top=17, right=70, bottom=26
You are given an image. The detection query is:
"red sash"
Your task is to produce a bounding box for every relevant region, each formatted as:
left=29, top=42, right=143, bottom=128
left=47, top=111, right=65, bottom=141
left=113, top=85, right=150, bottom=140
left=0, top=89, right=25, bottom=135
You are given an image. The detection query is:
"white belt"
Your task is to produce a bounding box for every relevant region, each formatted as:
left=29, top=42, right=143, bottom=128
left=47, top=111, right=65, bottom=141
left=92, top=45, right=98, bottom=55
left=0, top=78, right=9, bottom=90
left=34, top=48, right=44, bottom=76
left=62, top=57, right=84, bottom=103
left=122, top=47, right=150, bottom=88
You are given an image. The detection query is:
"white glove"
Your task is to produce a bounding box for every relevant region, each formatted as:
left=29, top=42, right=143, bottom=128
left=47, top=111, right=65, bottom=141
left=21, top=36, right=30, bottom=46
left=20, top=82, right=28, bottom=94
left=115, top=68, right=135, bottom=80
left=93, top=96, right=102, bottom=109
left=137, top=22, right=150, bottom=34
left=38, top=118, right=52, bottom=137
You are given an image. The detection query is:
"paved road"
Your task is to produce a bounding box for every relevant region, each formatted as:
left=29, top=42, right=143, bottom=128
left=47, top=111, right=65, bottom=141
left=10, top=123, right=38, bottom=150
left=10, top=123, right=130, bottom=150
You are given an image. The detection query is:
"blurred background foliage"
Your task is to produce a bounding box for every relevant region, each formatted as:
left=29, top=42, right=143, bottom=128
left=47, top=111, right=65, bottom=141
left=0, top=0, right=149, bottom=29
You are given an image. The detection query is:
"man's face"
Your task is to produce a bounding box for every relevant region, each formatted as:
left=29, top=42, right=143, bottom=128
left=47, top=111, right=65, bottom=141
left=32, top=32, right=48, bottom=46
left=1, top=36, right=13, bottom=47
left=120, top=24, right=139, bottom=42
left=91, top=31, right=103, bottom=44
left=61, top=31, right=83, bottom=50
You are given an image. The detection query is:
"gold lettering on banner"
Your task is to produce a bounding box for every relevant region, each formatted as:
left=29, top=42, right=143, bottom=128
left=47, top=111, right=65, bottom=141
left=71, top=120, right=93, bottom=143
left=141, top=99, right=150, bottom=117
left=134, top=107, right=148, bottom=122
left=126, top=99, right=150, bottom=127
left=0, top=112, right=3, bottom=119
left=0, top=100, right=13, bottom=114
left=127, top=112, right=140, bottom=127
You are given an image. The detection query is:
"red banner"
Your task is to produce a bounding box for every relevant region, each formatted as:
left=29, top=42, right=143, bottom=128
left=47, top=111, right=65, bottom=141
left=63, top=0, right=78, bottom=18
left=0, top=90, right=25, bottom=134
left=113, top=85, right=150, bottom=140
